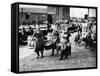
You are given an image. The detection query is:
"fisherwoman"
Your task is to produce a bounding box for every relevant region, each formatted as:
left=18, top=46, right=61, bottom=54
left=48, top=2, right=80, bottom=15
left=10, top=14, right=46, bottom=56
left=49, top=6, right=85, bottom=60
left=33, top=23, right=44, bottom=59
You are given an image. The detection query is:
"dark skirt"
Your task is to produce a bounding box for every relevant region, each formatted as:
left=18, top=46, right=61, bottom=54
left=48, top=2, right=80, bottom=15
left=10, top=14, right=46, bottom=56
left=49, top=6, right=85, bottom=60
left=61, top=46, right=71, bottom=56
left=35, top=46, right=44, bottom=52
left=34, top=38, right=44, bottom=52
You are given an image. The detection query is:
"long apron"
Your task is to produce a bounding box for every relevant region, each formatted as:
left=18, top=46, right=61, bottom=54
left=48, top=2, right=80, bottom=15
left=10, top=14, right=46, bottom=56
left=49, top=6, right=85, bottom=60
left=34, top=32, right=44, bottom=52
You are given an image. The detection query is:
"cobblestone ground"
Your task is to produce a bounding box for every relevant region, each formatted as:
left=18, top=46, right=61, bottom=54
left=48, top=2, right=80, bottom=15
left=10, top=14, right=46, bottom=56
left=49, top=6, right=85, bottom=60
left=19, top=32, right=96, bottom=72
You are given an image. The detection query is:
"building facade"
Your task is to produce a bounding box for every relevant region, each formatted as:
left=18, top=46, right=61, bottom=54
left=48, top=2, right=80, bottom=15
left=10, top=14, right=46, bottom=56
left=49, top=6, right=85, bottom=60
left=19, top=6, right=70, bottom=25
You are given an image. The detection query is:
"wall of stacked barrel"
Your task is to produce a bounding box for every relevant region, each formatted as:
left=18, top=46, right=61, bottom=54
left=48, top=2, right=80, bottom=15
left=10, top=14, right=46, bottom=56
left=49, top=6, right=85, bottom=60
left=19, top=21, right=96, bottom=60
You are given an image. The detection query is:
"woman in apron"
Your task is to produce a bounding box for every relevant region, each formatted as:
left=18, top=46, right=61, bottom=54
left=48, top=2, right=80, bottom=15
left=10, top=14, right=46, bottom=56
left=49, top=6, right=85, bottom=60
left=33, top=23, right=44, bottom=58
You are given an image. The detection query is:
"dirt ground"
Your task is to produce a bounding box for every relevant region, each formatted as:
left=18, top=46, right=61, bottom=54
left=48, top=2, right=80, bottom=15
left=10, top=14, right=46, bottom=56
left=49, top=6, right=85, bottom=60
left=19, top=33, right=97, bottom=72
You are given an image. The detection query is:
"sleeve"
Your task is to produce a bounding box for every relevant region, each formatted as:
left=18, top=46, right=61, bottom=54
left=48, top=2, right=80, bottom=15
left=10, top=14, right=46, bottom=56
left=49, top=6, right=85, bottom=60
left=32, top=32, right=36, bottom=40
left=69, top=33, right=71, bottom=36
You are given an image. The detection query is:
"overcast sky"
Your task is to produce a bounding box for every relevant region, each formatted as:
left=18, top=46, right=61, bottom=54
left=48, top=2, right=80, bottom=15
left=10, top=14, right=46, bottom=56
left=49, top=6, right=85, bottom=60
left=89, top=9, right=96, bottom=17
left=70, top=8, right=88, bottom=18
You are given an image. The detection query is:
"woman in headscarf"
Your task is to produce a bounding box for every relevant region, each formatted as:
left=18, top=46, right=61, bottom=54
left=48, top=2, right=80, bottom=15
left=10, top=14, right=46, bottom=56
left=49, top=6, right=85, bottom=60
left=33, top=23, right=44, bottom=58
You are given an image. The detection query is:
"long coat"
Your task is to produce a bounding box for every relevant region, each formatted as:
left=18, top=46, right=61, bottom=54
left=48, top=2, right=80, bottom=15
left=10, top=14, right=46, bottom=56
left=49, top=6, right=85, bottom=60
left=34, top=31, right=44, bottom=52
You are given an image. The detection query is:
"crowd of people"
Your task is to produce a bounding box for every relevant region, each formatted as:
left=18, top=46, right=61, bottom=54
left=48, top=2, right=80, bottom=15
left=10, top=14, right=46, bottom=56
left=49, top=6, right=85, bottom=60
left=74, top=21, right=96, bottom=49
left=19, top=21, right=96, bottom=60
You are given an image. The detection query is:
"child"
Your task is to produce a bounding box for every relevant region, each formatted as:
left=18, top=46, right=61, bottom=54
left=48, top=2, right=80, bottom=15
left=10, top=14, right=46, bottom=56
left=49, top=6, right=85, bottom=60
left=59, top=33, right=71, bottom=60
left=74, top=32, right=80, bottom=45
